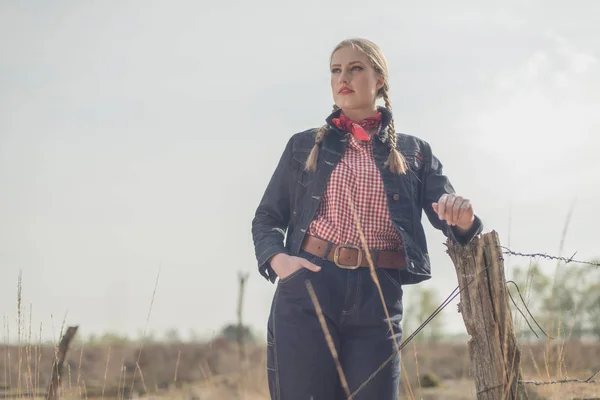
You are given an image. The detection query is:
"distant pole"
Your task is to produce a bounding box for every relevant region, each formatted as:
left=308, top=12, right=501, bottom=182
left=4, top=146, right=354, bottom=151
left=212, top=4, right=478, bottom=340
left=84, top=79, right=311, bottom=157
left=447, top=231, right=528, bottom=400
left=237, top=272, right=250, bottom=365
left=46, top=326, right=78, bottom=400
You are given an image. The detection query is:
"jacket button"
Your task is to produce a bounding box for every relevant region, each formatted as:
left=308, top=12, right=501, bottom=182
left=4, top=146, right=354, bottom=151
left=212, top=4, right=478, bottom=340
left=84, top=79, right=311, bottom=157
left=393, top=194, right=400, bottom=201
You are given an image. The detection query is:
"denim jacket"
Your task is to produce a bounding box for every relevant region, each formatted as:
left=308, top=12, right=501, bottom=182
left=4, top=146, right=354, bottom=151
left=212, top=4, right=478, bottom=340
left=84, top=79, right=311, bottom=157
left=251, top=107, right=483, bottom=285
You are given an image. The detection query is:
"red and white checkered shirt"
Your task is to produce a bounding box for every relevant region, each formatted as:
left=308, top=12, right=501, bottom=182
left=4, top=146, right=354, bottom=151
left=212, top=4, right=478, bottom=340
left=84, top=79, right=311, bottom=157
left=308, top=124, right=403, bottom=251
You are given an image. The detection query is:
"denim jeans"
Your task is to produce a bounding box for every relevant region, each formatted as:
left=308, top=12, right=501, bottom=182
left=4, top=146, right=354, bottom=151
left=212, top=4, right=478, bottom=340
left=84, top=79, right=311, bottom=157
left=266, top=250, right=404, bottom=400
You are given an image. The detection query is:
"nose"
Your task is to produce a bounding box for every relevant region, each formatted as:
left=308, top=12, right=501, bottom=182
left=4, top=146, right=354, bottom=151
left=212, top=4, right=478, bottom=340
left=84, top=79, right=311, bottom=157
left=338, top=69, right=350, bottom=85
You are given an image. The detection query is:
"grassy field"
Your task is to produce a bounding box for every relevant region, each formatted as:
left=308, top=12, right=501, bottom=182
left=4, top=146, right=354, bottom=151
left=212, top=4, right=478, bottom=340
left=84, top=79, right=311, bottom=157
left=2, top=338, right=599, bottom=399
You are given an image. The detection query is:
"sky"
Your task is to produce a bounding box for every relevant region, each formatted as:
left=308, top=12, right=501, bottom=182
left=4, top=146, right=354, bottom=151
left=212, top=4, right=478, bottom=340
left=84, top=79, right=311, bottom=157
left=1, top=0, right=599, bottom=344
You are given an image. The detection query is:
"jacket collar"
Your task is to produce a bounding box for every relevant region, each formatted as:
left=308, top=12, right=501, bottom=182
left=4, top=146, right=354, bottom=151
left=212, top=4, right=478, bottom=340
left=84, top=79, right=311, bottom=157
left=325, top=106, right=393, bottom=142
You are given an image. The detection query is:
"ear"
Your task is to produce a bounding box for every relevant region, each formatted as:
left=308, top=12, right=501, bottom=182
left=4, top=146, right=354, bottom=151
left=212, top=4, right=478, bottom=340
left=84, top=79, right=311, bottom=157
left=376, top=76, right=385, bottom=91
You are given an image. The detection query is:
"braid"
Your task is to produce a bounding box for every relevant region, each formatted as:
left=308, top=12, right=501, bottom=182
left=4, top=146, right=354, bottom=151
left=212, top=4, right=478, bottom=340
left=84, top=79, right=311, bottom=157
left=305, top=104, right=339, bottom=172
left=383, top=92, right=408, bottom=175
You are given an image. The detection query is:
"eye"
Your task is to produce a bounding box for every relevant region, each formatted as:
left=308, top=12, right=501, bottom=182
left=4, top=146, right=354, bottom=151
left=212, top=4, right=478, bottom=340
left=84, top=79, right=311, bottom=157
left=352, top=66, right=363, bottom=71
left=331, top=68, right=341, bottom=73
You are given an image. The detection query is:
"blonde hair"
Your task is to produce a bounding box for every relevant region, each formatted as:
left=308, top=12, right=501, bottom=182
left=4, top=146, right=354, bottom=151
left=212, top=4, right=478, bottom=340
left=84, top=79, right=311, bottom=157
left=305, top=38, right=407, bottom=174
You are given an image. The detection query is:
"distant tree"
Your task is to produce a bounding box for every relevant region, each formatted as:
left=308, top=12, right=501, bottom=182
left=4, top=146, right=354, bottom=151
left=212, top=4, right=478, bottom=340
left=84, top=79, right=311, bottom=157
left=188, top=328, right=200, bottom=342
left=220, top=323, right=255, bottom=343
left=402, top=286, right=445, bottom=342
left=509, top=262, right=600, bottom=339
left=138, top=329, right=157, bottom=344
left=584, top=282, right=600, bottom=338
left=509, top=263, right=552, bottom=339
left=87, top=333, right=98, bottom=345
left=418, top=287, right=445, bottom=342
left=98, top=332, right=130, bottom=344
left=164, top=328, right=182, bottom=343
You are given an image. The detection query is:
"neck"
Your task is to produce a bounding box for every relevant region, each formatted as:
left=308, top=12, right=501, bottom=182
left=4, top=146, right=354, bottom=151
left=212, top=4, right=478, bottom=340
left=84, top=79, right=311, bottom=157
left=341, top=106, right=378, bottom=122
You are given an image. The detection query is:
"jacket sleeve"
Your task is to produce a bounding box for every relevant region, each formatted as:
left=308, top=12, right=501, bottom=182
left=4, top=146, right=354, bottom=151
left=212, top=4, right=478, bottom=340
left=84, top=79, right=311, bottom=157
left=251, top=137, right=294, bottom=282
left=421, top=141, right=483, bottom=246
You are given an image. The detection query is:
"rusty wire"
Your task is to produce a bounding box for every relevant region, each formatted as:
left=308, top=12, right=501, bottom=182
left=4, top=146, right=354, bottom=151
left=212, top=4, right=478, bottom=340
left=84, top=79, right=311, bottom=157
left=501, top=246, right=600, bottom=267
left=349, top=243, right=598, bottom=396
left=520, top=369, right=599, bottom=385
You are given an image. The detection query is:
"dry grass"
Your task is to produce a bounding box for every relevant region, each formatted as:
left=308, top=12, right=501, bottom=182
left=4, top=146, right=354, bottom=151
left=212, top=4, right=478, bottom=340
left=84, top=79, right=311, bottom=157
left=1, top=339, right=599, bottom=399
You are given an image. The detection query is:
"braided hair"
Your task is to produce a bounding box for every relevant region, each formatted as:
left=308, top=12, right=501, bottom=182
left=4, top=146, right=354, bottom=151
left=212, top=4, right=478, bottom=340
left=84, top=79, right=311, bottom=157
left=381, top=91, right=408, bottom=174
left=304, top=104, right=339, bottom=172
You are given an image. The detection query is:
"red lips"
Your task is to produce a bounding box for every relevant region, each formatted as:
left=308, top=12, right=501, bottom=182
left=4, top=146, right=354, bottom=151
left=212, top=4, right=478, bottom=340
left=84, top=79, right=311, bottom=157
left=339, top=86, right=354, bottom=94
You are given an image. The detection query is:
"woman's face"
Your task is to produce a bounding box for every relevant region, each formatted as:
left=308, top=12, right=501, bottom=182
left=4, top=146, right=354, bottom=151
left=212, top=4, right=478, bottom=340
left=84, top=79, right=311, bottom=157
left=330, top=46, right=384, bottom=115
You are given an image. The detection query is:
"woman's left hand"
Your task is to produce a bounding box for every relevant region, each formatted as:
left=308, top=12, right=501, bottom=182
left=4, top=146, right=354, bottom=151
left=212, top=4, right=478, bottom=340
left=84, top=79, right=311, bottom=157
left=432, top=193, right=474, bottom=232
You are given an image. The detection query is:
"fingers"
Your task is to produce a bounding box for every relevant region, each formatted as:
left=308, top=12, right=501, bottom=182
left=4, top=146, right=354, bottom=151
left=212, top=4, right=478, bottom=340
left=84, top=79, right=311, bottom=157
left=457, top=200, right=474, bottom=230
left=453, top=196, right=468, bottom=225
left=446, top=195, right=458, bottom=225
left=434, top=194, right=472, bottom=226
left=456, top=198, right=471, bottom=224
left=454, top=198, right=464, bottom=224
left=436, top=193, right=457, bottom=224
left=436, top=194, right=448, bottom=221
left=300, top=258, right=321, bottom=272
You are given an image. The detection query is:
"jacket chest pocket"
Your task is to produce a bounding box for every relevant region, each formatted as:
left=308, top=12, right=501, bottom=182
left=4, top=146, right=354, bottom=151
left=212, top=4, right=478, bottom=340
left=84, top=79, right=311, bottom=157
left=402, top=151, right=424, bottom=203
left=291, top=149, right=315, bottom=187
left=383, top=151, right=423, bottom=205
left=404, top=152, right=422, bottom=171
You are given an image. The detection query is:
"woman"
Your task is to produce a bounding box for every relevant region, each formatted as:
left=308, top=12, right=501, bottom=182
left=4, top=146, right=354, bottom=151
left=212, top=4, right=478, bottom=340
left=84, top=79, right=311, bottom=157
left=251, top=38, right=483, bottom=400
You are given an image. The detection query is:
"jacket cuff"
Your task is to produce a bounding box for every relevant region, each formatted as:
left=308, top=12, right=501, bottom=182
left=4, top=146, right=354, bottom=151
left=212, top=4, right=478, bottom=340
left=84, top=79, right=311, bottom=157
left=450, top=214, right=483, bottom=246
left=257, top=245, right=288, bottom=283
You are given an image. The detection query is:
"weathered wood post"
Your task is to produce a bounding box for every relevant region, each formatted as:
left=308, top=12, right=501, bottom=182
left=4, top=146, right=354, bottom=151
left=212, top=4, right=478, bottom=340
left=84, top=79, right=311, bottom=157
left=237, top=271, right=249, bottom=365
left=446, top=231, right=528, bottom=400
left=46, top=326, right=78, bottom=400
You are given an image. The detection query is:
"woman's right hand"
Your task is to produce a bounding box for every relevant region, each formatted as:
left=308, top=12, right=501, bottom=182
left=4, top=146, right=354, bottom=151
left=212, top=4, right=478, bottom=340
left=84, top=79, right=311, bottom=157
left=270, top=253, right=321, bottom=280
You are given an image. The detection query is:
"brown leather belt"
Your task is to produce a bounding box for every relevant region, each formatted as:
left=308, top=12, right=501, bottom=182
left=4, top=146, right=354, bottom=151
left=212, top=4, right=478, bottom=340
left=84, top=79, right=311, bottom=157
left=301, top=235, right=407, bottom=270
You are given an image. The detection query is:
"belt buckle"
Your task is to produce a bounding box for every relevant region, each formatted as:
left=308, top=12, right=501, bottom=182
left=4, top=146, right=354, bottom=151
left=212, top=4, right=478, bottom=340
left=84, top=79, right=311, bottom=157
left=333, top=244, right=362, bottom=269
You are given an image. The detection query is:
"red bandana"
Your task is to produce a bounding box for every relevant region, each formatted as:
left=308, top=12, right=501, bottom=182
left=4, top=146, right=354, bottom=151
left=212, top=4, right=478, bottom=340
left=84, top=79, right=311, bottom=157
left=332, top=111, right=382, bottom=141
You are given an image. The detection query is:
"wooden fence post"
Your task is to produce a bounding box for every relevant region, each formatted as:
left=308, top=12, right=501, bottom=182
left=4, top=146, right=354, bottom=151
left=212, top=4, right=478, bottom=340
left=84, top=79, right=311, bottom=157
left=237, top=272, right=249, bottom=365
left=446, top=231, right=528, bottom=400
left=46, top=326, right=78, bottom=400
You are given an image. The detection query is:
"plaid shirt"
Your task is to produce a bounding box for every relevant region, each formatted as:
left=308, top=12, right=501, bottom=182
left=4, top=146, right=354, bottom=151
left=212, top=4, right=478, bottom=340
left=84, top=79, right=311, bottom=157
left=308, top=127, right=403, bottom=251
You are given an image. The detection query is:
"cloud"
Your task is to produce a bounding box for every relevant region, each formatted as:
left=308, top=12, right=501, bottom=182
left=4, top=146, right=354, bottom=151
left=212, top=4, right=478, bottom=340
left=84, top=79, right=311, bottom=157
left=470, top=32, right=599, bottom=158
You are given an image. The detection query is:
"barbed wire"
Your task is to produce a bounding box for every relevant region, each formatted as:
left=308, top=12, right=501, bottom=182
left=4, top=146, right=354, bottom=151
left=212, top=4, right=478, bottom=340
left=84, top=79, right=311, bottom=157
left=501, top=246, right=600, bottom=267
left=491, top=245, right=599, bottom=387
left=347, top=243, right=598, bottom=396
left=506, top=280, right=554, bottom=340
left=348, top=263, right=494, bottom=398
left=521, top=379, right=599, bottom=386
left=520, top=370, right=599, bottom=385
left=501, top=248, right=600, bottom=387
